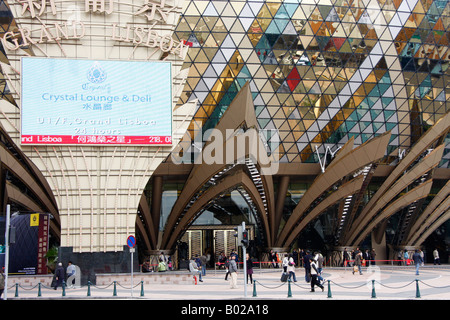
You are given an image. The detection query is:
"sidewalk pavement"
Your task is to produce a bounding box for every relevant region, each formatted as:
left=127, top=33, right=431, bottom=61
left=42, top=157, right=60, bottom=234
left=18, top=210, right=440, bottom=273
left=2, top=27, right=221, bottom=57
left=5, top=265, right=450, bottom=301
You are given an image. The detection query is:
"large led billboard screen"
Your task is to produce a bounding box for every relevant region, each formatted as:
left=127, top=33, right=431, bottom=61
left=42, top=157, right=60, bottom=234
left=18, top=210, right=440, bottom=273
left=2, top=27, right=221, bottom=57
left=21, top=57, right=172, bottom=145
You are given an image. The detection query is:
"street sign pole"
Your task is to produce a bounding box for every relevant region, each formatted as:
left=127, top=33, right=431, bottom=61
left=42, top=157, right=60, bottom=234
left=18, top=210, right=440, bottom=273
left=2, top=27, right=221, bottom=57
left=131, top=247, right=134, bottom=298
left=127, top=235, right=136, bottom=298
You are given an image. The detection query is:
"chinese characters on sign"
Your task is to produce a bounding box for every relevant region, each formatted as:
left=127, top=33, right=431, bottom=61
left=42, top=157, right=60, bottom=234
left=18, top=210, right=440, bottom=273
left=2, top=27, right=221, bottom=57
left=4, top=0, right=188, bottom=57
left=17, top=0, right=56, bottom=18
left=17, top=0, right=178, bottom=18
left=37, top=214, right=49, bottom=275
left=135, top=0, right=177, bottom=22
left=85, top=0, right=114, bottom=14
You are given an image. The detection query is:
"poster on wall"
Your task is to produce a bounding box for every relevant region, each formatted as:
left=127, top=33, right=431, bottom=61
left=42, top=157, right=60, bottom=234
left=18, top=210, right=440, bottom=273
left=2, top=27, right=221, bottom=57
left=8, top=213, right=49, bottom=275
left=21, top=57, right=173, bottom=145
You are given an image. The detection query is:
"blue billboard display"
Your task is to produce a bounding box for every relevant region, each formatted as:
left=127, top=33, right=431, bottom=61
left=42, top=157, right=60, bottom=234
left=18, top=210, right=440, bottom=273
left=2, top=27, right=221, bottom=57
left=21, top=57, right=172, bottom=145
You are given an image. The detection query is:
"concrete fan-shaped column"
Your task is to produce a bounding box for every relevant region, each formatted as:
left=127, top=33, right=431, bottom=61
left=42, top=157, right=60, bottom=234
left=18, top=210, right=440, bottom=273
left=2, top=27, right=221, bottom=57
left=351, top=179, right=433, bottom=246
left=165, top=170, right=271, bottom=250
left=343, top=112, right=450, bottom=245
left=162, top=83, right=277, bottom=249
left=405, top=181, right=450, bottom=246
left=276, top=131, right=391, bottom=247
left=281, top=175, right=364, bottom=248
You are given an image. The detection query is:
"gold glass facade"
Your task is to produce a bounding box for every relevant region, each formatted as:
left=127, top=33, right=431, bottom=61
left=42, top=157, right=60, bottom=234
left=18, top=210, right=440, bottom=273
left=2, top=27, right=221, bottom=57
left=174, top=0, right=449, bottom=165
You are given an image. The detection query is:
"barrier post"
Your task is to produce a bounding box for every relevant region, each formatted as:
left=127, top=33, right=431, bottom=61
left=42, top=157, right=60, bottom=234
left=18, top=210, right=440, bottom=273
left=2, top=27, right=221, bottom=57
left=140, top=281, right=144, bottom=297
left=113, top=281, right=117, bottom=296
left=38, top=283, right=42, bottom=297
left=371, top=280, right=376, bottom=298
left=287, top=279, right=292, bottom=298
left=87, top=281, right=91, bottom=297
left=252, top=280, right=257, bottom=297
left=62, top=282, right=66, bottom=297
left=327, top=280, right=332, bottom=298
left=415, top=279, right=421, bottom=298
left=15, top=283, right=19, bottom=297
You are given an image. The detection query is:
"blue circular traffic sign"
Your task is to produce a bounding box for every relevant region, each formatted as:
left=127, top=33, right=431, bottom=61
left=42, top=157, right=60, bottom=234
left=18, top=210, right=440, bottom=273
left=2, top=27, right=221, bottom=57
left=127, top=235, right=136, bottom=248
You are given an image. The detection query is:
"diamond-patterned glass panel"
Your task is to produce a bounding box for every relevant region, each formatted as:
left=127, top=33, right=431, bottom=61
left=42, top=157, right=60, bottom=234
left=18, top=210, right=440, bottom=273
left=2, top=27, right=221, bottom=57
left=174, top=0, right=449, bottom=166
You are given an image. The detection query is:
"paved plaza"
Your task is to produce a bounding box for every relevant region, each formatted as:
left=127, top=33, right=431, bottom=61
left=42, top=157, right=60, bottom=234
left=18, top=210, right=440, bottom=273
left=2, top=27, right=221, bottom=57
left=4, top=265, right=450, bottom=301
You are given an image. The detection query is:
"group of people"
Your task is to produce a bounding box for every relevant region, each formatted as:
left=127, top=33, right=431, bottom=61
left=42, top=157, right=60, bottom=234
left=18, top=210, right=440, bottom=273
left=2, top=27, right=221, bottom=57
left=274, top=249, right=326, bottom=292
left=397, top=249, right=413, bottom=266
left=191, top=249, right=259, bottom=289
left=215, top=249, right=255, bottom=289
left=396, top=249, right=426, bottom=275
left=187, top=246, right=440, bottom=290
left=188, top=251, right=214, bottom=283
left=342, top=247, right=377, bottom=269
left=142, top=252, right=173, bottom=273
left=51, top=261, right=77, bottom=290
left=218, top=248, right=327, bottom=292
left=300, top=250, right=326, bottom=292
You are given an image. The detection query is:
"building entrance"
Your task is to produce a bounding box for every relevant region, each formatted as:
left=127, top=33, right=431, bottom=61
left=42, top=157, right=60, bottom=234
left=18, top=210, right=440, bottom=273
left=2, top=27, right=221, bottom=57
left=179, top=225, right=254, bottom=268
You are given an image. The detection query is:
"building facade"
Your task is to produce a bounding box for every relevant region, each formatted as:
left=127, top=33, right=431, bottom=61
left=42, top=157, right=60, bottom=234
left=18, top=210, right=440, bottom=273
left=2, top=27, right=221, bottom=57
left=0, top=0, right=449, bottom=276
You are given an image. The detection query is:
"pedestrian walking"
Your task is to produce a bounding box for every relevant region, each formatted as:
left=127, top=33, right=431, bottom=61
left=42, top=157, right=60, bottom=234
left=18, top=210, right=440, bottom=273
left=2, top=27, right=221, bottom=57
left=53, top=262, right=65, bottom=290
left=309, top=258, right=324, bottom=292
left=363, top=250, right=370, bottom=266
left=218, top=252, right=227, bottom=269
left=287, top=254, right=297, bottom=282
left=413, top=249, right=423, bottom=275
left=303, top=250, right=312, bottom=283
left=206, top=251, right=211, bottom=269
left=314, top=251, right=324, bottom=282
left=370, top=249, right=376, bottom=265
left=397, top=250, right=403, bottom=266
left=352, top=251, right=363, bottom=275
left=230, top=249, right=239, bottom=264
left=200, top=253, right=207, bottom=276
left=246, top=253, right=254, bottom=285
left=404, top=250, right=409, bottom=266
left=299, top=249, right=305, bottom=267
left=229, top=255, right=238, bottom=289
left=433, top=248, right=440, bottom=265
left=292, top=249, right=298, bottom=266
left=282, top=254, right=289, bottom=273
left=224, top=255, right=231, bottom=280
left=66, top=261, right=76, bottom=288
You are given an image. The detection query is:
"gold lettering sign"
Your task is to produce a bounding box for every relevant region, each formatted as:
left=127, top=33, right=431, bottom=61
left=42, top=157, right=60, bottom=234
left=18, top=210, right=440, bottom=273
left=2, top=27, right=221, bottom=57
left=16, top=0, right=57, bottom=18
left=135, top=0, right=177, bottom=23
left=6, top=0, right=188, bottom=58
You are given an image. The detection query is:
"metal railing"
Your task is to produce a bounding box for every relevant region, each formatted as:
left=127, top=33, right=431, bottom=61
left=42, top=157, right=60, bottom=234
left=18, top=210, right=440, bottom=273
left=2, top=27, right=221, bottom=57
left=8, top=272, right=450, bottom=299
